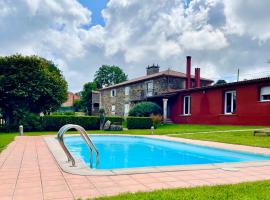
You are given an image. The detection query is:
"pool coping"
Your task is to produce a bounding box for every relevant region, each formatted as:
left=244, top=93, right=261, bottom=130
left=44, top=134, right=270, bottom=176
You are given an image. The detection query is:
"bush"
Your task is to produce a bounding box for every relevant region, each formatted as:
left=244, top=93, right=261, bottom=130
left=150, top=114, right=162, bottom=128
left=105, top=116, right=124, bottom=125
left=41, top=115, right=99, bottom=131
left=127, top=117, right=153, bottom=129
left=51, top=112, right=75, bottom=116
left=129, top=102, right=162, bottom=117
left=19, top=112, right=42, bottom=131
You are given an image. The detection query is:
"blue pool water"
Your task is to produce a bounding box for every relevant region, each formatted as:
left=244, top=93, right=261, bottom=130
left=63, top=135, right=270, bottom=170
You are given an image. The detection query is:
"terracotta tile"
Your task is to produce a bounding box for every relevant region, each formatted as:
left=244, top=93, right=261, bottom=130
left=43, top=190, right=73, bottom=200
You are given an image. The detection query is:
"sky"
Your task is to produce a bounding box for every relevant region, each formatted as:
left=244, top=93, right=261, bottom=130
left=0, top=0, right=270, bottom=92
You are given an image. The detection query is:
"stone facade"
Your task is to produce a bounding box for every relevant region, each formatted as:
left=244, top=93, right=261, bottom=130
left=100, top=75, right=210, bottom=116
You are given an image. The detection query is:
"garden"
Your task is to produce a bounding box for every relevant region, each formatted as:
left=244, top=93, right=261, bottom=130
left=1, top=55, right=270, bottom=200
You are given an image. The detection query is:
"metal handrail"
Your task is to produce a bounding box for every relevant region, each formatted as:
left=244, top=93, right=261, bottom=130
left=57, top=124, right=99, bottom=168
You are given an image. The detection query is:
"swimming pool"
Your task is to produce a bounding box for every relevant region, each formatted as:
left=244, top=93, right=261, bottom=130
left=63, top=135, right=270, bottom=170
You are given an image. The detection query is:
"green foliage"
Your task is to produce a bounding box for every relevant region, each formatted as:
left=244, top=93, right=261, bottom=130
left=52, top=112, right=75, bottom=116
left=129, top=102, right=162, bottom=117
left=41, top=115, right=99, bottom=131
left=0, top=54, right=67, bottom=128
left=73, top=100, right=83, bottom=112
left=127, top=117, right=153, bottom=129
left=94, top=65, right=128, bottom=88
left=106, top=116, right=124, bottom=125
left=81, top=82, right=97, bottom=115
left=215, top=79, right=227, bottom=85
left=18, top=112, right=42, bottom=131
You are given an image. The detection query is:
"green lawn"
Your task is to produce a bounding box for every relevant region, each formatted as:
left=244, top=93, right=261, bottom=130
left=93, top=180, right=270, bottom=200
left=171, top=130, right=270, bottom=148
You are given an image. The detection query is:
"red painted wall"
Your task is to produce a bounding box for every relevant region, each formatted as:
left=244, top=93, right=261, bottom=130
left=171, top=82, right=270, bottom=126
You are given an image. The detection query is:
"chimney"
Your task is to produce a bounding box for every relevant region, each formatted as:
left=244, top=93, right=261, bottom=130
left=185, top=56, right=191, bottom=89
left=147, top=64, right=160, bottom=75
left=195, top=68, right=201, bottom=88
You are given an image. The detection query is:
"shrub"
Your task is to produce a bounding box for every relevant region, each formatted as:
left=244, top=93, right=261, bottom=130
left=41, top=115, right=99, bottom=131
left=19, top=112, right=42, bottom=131
left=127, top=117, right=153, bottom=129
left=129, top=102, right=162, bottom=117
left=51, top=112, right=75, bottom=116
left=150, top=114, right=162, bottom=128
left=106, top=116, right=124, bottom=125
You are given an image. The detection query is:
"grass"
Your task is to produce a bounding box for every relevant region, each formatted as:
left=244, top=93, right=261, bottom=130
left=172, top=130, right=270, bottom=148
left=94, top=180, right=270, bottom=200
left=0, top=133, right=17, bottom=152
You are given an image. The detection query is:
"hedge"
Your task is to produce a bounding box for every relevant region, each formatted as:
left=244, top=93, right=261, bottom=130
left=41, top=115, right=124, bottom=131
left=105, top=116, right=124, bottom=125
left=1, top=115, right=125, bottom=132
left=41, top=115, right=100, bottom=131
left=127, top=117, right=153, bottom=129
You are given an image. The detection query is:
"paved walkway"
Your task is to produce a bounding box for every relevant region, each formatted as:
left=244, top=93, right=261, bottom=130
left=0, top=136, right=270, bottom=200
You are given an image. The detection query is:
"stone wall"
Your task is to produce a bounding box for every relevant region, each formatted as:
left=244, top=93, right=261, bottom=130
left=100, top=76, right=186, bottom=116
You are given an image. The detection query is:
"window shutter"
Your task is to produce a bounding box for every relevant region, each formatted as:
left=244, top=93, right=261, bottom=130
left=261, top=86, right=270, bottom=95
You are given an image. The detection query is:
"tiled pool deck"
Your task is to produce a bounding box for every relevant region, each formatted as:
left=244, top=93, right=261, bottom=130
left=1, top=136, right=270, bottom=200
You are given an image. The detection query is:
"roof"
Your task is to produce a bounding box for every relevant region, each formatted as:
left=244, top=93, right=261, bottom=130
left=99, top=69, right=213, bottom=90
left=164, top=76, right=270, bottom=94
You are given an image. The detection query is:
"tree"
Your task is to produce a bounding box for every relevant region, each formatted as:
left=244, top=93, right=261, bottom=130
left=215, top=79, right=227, bottom=85
left=94, top=65, right=128, bottom=88
left=81, top=82, right=97, bottom=115
left=0, top=54, right=67, bottom=128
left=129, top=102, right=162, bottom=117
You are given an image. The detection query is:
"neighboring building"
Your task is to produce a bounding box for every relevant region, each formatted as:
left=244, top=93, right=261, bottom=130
left=170, top=77, right=270, bottom=126
left=62, top=92, right=80, bottom=107
left=90, top=91, right=101, bottom=115
left=99, top=57, right=213, bottom=117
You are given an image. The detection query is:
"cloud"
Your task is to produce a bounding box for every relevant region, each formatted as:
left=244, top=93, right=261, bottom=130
left=224, top=0, right=270, bottom=41
left=0, top=0, right=269, bottom=91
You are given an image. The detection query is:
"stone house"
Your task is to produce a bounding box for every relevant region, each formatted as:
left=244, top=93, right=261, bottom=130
left=99, top=58, right=213, bottom=121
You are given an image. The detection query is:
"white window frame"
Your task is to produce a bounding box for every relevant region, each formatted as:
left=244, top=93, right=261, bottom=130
left=124, top=103, right=130, bottom=116
left=224, top=90, right=236, bottom=114
left=111, top=105, right=116, bottom=115
left=260, top=86, right=270, bottom=102
left=146, top=81, right=154, bottom=97
left=183, top=95, right=191, bottom=115
left=110, top=89, right=116, bottom=97
left=125, top=87, right=130, bottom=96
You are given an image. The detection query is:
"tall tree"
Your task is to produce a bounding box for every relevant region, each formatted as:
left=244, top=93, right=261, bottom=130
left=215, top=79, right=227, bottom=85
left=0, top=55, right=67, bottom=127
left=81, top=82, right=97, bottom=115
left=94, top=65, right=128, bottom=88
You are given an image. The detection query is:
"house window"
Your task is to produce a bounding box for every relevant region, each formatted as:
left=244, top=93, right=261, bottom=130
left=224, top=90, right=236, bottom=114
left=260, top=86, right=270, bottom=101
left=111, top=105, right=116, bottom=115
left=183, top=95, right=191, bottom=115
left=147, top=81, right=153, bottom=97
left=111, top=89, right=116, bottom=97
left=125, top=87, right=130, bottom=96
left=124, top=103, right=130, bottom=116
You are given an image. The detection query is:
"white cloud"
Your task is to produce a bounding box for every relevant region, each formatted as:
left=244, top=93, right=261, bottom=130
left=0, top=0, right=269, bottom=91
left=224, top=0, right=270, bottom=41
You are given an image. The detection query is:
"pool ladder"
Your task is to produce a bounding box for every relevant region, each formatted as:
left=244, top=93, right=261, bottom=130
left=57, top=124, right=99, bottom=168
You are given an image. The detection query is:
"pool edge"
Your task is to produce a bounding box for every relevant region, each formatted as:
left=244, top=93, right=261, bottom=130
left=43, top=134, right=270, bottom=176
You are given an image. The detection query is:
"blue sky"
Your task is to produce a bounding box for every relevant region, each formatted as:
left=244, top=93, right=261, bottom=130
left=79, top=0, right=108, bottom=26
